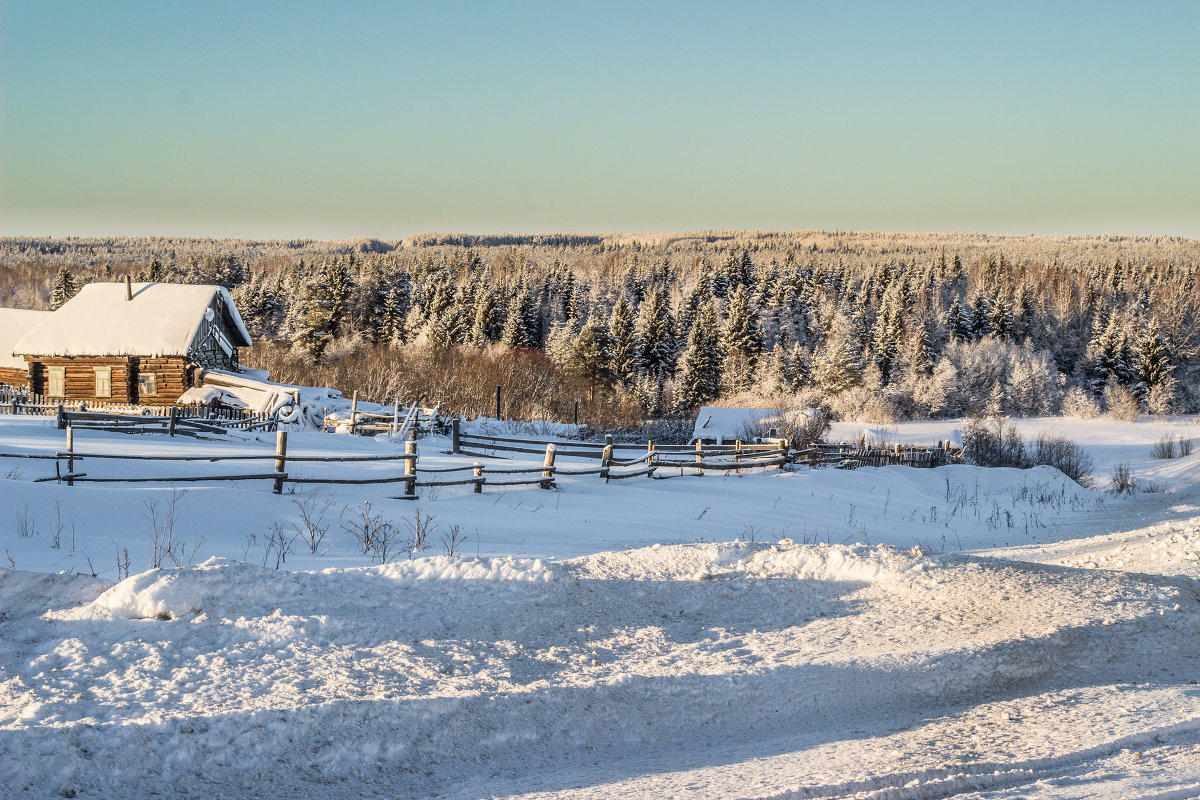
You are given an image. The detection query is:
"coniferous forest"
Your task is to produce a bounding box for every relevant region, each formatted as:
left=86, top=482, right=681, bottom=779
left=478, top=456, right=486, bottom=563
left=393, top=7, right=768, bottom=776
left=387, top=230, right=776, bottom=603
left=3, top=230, right=1197, bottom=426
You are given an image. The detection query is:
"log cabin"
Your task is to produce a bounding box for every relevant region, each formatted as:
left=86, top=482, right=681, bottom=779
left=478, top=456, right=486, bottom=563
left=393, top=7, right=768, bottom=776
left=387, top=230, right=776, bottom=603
left=11, top=280, right=252, bottom=405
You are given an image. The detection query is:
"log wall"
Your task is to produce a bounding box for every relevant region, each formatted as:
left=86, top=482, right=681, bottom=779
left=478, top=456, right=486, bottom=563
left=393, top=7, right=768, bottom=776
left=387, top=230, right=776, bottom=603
left=0, top=366, right=29, bottom=389
left=24, top=356, right=196, bottom=404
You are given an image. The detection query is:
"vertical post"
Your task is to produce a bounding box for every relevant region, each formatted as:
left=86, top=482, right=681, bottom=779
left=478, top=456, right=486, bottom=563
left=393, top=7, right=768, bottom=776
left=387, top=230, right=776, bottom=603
left=735, top=440, right=742, bottom=474
left=473, top=464, right=483, bottom=493
left=273, top=430, right=288, bottom=495
left=402, top=440, right=417, bottom=499
left=56, top=403, right=66, bottom=430
left=66, top=425, right=74, bottom=487
left=541, top=443, right=556, bottom=489
left=495, top=384, right=501, bottom=420
left=168, top=405, right=178, bottom=437
left=696, top=439, right=704, bottom=476
left=647, top=439, right=655, bottom=466
left=601, top=443, right=613, bottom=482
left=573, top=398, right=579, bottom=426
left=349, top=391, right=358, bottom=435
left=391, top=399, right=400, bottom=436
left=452, top=417, right=461, bottom=454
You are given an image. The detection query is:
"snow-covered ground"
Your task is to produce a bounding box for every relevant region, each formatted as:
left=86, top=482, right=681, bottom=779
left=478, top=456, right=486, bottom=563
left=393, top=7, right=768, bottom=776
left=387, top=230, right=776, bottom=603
left=2, top=413, right=1200, bottom=798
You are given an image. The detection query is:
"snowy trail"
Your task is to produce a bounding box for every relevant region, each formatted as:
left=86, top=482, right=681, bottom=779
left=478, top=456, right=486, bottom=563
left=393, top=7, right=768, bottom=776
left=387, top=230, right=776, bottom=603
left=5, top=542, right=1200, bottom=799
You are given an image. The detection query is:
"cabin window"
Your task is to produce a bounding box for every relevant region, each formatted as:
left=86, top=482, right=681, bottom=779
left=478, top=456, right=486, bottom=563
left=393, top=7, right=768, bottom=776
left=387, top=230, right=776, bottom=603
left=93, top=367, right=112, bottom=398
left=47, top=366, right=65, bottom=397
left=137, top=372, right=158, bottom=396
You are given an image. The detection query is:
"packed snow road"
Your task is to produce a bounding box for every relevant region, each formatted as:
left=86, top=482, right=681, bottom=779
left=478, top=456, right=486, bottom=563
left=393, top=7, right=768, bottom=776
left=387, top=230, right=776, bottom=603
left=5, top=538, right=1200, bottom=799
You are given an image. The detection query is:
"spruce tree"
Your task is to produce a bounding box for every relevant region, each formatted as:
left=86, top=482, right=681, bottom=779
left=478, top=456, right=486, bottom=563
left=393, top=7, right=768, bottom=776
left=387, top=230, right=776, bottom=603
left=676, top=299, right=724, bottom=409
left=49, top=266, right=77, bottom=310
left=633, top=285, right=678, bottom=380
left=608, top=297, right=636, bottom=386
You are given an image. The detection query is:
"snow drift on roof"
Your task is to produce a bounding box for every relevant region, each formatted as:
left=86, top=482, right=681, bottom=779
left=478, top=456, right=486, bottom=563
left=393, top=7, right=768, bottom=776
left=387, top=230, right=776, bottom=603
left=0, top=308, right=53, bottom=369
left=12, top=283, right=251, bottom=358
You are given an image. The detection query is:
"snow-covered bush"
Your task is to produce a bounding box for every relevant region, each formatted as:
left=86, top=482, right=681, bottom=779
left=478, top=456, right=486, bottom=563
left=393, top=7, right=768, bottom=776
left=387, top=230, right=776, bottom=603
left=1061, top=386, right=1101, bottom=419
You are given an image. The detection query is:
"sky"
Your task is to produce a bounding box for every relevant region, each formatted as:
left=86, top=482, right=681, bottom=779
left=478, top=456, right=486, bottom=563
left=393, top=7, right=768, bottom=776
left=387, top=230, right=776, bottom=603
left=2, top=0, right=1198, bottom=240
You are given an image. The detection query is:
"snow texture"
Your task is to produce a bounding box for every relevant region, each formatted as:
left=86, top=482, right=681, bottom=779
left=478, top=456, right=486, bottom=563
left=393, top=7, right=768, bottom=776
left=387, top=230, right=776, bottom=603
left=11, top=282, right=251, bottom=358
left=0, top=308, right=52, bottom=369
left=3, top=413, right=1200, bottom=798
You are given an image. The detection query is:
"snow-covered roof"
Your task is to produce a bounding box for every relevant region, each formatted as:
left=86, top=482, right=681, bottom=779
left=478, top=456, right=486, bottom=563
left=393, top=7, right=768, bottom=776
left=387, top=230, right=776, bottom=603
left=690, top=406, right=820, bottom=443
left=12, top=282, right=251, bottom=358
left=0, top=308, right=54, bottom=369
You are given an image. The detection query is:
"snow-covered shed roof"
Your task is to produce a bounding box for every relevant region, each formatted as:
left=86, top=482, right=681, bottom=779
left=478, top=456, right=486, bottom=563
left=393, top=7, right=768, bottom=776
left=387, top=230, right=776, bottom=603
left=690, top=406, right=821, bottom=444
left=0, top=308, right=54, bottom=369
left=12, top=282, right=252, bottom=358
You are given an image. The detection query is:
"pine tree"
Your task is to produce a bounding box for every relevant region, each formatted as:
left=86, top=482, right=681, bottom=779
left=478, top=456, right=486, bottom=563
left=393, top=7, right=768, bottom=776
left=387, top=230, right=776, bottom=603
left=722, top=285, right=764, bottom=368
left=49, top=267, right=77, bottom=310
left=608, top=297, right=636, bottom=386
left=147, top=258, right=166, bottom=282
left=633, top=285, right=678, bottom=380
left=561, top=318, right=616, bottom=396
left=1134, top=323, right=1174, bottom=402
left=676, top=299, right=724, bottom=408
left=813, top=333, right=862, bottom=395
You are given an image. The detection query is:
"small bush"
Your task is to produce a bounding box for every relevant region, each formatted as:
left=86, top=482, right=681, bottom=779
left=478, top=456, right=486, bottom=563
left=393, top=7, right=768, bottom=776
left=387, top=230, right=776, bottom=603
left=1151, top=434, right=1179, bottom=460
left=1104, top=382, right=1141, bottom=421
left=963, top=418, right=1028, bottom=469
left=1181, top=438, right=1195, bottom=457
left=1110, top=462, right=1135, bottom=494
left=1031, top=433, right=1094, bottom=488
left=1061, top=386, right=1101, bottom=419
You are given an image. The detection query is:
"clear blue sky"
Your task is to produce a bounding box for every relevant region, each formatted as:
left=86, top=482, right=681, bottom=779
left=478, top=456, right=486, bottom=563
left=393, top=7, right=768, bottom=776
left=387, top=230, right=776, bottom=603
left=2, top=0, right=1197, bottom=239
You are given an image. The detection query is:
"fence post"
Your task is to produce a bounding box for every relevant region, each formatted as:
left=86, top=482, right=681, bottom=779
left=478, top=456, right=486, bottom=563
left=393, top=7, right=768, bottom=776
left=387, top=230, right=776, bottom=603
left=56, top=403, right=66, bottom=430
left=168, top=405, right=178, bottom=437
left=273, top=430, right=288, bottom=494
left=349, top=391, right=358, bottom=435
left=473, top=464, right=483, bottom=493
left=573, top=398, right=579, bottom=426
left=647, top=439, right=655, bottom=466
left=541, top=443, right=556, bottom=489
left=495, top=384, right=501, bottom=420
left=401, top=440, right=418, bottom=500
left=735, top=440, right=742, bottom=474
left=600, top=443, right=613, bottom=482
left=451, top=417, right=461, bottom=454
left=695, top=440, right=704, bottom=476
left=65, top=425, right=74, bottom=487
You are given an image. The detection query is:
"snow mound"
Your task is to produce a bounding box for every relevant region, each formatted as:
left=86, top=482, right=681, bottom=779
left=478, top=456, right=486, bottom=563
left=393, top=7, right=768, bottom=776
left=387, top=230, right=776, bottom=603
left=58, top=555, right=559, bottom=622
left=569, top=541, right=925, bottom=584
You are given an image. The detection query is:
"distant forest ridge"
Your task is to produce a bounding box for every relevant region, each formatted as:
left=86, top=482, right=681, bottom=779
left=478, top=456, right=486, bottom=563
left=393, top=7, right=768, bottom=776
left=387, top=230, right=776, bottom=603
left=2, top=229, right=1198, bottom=270
left=2, top=230, right=1198, bottom=423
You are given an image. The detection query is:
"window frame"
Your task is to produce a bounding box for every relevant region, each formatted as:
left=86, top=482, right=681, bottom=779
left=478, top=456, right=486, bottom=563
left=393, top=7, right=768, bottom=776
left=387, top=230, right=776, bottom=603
left=93, top=366, right=112, bottom=398
left=47, top=366, right=65, bottom=397
left=137, top=372, right=158, bottom=397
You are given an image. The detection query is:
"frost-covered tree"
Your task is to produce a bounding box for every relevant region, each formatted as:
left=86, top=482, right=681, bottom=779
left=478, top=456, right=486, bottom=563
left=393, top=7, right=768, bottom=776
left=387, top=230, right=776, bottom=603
left=676, top=299, right=724, bottom=408
left=49, top=266, right=77, bottom=310
left=633, top=285, right=677, bottom=380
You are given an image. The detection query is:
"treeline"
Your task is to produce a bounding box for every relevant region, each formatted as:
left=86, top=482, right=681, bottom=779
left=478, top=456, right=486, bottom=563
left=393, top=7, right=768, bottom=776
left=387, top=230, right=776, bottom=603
left=6, top=231, right=1199, bottom=422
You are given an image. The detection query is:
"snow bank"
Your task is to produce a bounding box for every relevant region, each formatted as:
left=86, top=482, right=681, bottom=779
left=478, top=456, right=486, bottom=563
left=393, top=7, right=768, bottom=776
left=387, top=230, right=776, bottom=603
left=691, top=405, right=820, bottom=443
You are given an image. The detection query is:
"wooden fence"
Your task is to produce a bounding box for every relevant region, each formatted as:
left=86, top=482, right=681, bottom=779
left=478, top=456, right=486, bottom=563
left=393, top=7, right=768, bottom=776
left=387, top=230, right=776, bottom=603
left=2, top=387, right=276, bottom=432
left=321, top=392, right=444, bottom=438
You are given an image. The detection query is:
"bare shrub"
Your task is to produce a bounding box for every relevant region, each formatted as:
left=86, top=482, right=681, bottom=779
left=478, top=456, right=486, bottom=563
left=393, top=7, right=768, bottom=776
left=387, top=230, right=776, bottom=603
left=737, top=408, right=831, bottom=451
left=1030, top=433, right=1094, bottom=488
left=963, top=418, right=1028, bottom=469
left=293, top=491, right=336, bottom=553
left=1139, top=480, right=1168, bottom=494
left=340, top=501, right=392, bottom=555
left=14, top=500, right=37, bottom=538
left=1151, top=434, right=1179, bottom=460
left=440, top=525, right=468, bottom=557
left=1181, top=438, right=1195, bottom=457
left=262, top=523, right=296, bottom=569
left=1110, top=462, right=1135, bottom=494
left=144, top=490, right=198, bottom=568
left=403, top=508, right=438, bottom=554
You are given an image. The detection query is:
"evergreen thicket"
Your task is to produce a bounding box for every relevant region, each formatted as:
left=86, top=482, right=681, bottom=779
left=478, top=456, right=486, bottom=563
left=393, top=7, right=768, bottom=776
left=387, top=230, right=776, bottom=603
left=3, top=231, right=1198, bottom=421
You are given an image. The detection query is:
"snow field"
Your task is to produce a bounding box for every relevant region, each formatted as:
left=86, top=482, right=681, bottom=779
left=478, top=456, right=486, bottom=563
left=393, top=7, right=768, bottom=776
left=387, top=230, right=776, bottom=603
left=4, top=414, right=1200, bottom=797
left=3, top=541, right=1199, bottom=799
